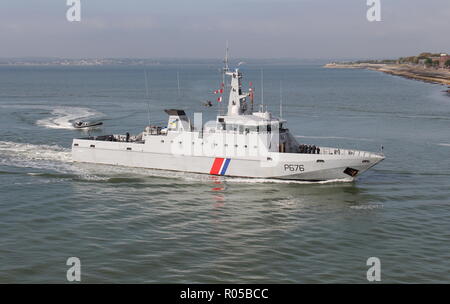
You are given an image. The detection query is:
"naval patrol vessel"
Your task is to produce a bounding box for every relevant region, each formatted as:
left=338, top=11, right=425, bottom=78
left=72, top=56, right=384, bottom=181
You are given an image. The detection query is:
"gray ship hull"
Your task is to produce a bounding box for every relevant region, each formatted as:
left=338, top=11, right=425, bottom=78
left=72, top=138, right=384, bottom=181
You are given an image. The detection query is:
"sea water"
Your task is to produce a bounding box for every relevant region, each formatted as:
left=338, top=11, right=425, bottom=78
left=0, top=64, right=449, bottom=283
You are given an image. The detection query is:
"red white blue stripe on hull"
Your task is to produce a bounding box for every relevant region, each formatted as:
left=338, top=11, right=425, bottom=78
left=209, top=158, right=231, bottom=175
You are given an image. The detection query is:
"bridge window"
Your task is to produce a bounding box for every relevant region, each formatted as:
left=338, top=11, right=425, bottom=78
left=247, top=126, right=259, bottom=133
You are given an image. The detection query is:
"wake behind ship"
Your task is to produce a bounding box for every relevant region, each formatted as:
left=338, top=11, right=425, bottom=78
left=72, top=55, right=384, bottom=181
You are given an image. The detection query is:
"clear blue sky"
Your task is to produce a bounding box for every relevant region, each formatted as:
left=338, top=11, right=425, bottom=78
left=0, top=0, right=449, bottom=59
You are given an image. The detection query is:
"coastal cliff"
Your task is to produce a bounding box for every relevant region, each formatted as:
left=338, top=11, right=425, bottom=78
left=324, top=63, right=450, bottom=87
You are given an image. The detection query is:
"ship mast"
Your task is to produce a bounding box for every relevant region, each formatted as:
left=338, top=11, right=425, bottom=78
left=261, top=69, right=264, bottom=111
left=221, top=42, right=229, bottom=116
left=144, top=70, right=151, bottom=126
left=280, top=80, right=283, bottom=119
left=219, top=43, right=253, bottom=116
left=224, top=41, right=229, bottom=73
left=177, top=71, right=180, bottom=98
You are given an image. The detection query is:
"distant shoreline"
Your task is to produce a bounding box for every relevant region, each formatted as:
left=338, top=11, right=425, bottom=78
left=324, top=63, right=450, bottom=88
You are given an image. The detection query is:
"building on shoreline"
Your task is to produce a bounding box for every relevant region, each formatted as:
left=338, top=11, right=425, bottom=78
left=417, top=53, right=450, bottom=68
left=438, top=54, right=450, bottom=68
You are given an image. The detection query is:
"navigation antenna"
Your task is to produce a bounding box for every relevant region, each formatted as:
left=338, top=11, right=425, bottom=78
left=144, top=70, right=151, bottom=127
left=261, top=68, right=264, bottom=112
left=224, top=41, right=229, bottom=72
left=221, top=41, right=230, bottom=115
left=177, top=70, right=180, bottom=98
left=280, top=80, right=283, bottom=119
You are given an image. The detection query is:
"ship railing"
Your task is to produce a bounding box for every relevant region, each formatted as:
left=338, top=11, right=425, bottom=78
left=318, top=147, right=380, bottom=158
left=79, top=134, right=145, bottom=143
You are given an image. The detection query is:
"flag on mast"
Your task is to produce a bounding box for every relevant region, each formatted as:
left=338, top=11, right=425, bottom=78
left=214, top=87, right=224, bottom=94
left=214, top=83, right=225, bottom=102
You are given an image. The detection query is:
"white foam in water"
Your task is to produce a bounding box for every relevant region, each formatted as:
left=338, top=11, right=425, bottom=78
left=225, top=177, right=353, bottom=184
left=0, top=141, right=71, bottom=163
left=0, top=141, right=71, bottom=176
left=36, top=106, right=102, bottom=129
left=0, top=141, right=105, bottom=181
left=437, top=143, right=450, bottom=147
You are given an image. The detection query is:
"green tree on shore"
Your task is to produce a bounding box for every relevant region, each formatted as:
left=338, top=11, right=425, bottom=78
left=445, top=59, right=450, bottom=68
left=424, top=58, right=433, bottom=66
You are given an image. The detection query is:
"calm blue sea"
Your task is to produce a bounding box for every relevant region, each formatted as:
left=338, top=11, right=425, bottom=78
left=0, top=64, right=449, bottom=283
